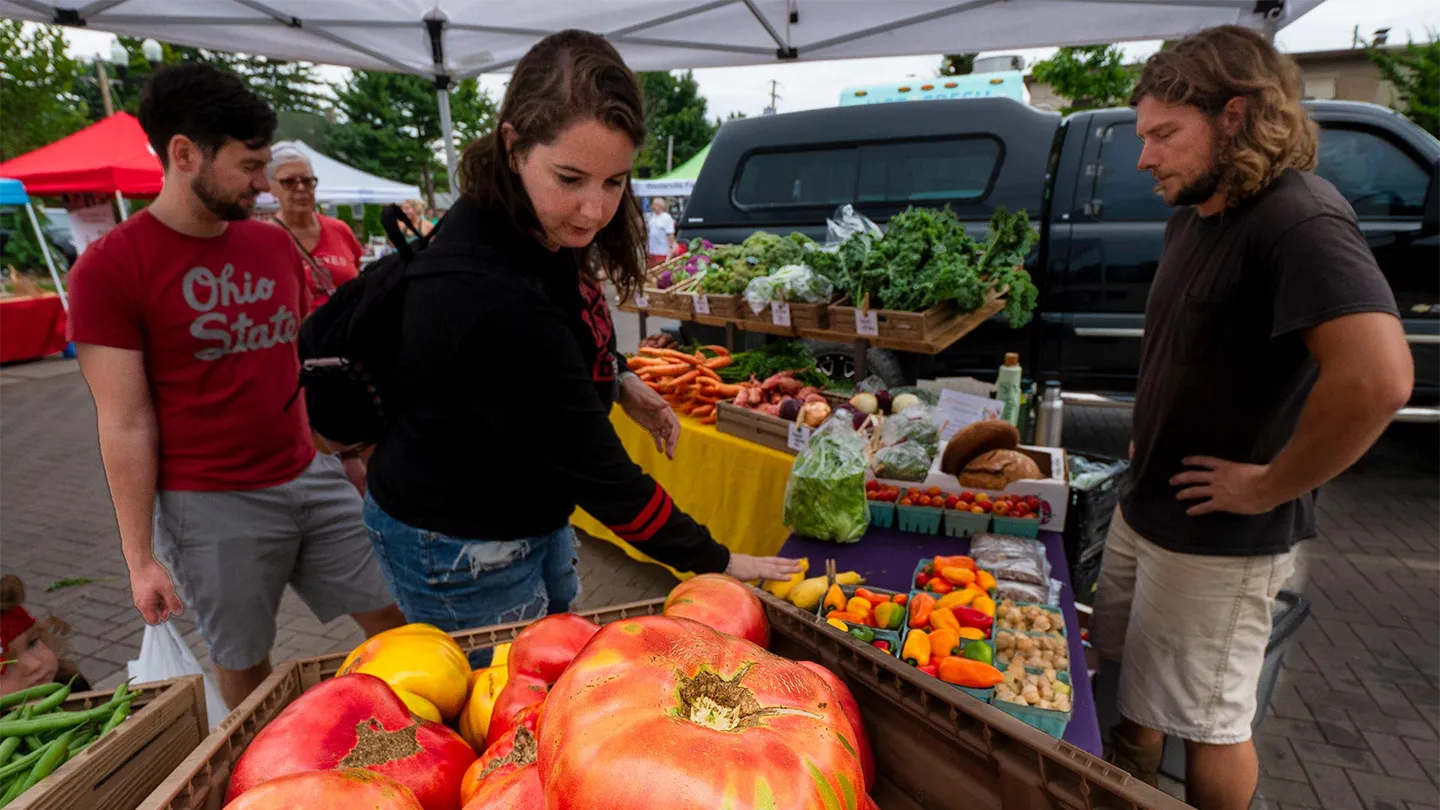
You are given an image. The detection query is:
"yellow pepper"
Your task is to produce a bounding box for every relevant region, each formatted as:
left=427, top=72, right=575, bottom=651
left=958, top=626, right=987, bottom=641
left=846, top=597, right=873, bottom=618
left=824, top=584, right=848, bottom=612
left=972, top=594, right=996, bottom=618
left=827, top=618, right=850, bottom=632
left=976, top=569, right=997, bottom=593
left=902, top=629, right=931, bottom=667
left=936, top=588, right=979, bottom=611
left=339, top=623, right=472, bottom=722
left=929, top=606, right=961, bottom=635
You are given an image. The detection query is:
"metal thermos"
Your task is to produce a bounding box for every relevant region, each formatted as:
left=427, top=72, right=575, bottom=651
left=1034, top=380, right=1064, bottom=447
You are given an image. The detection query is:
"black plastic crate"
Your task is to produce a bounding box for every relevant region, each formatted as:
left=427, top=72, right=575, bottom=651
left=1063, top=451, right=1129, bottom=573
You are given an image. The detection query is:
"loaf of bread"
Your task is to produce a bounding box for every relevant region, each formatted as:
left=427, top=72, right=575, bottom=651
left=957, top=449, right=1044, bottom=490
left=940, top=420, right=1020, bottom=475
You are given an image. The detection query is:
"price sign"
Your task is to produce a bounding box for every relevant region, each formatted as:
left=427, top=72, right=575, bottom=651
left=694, top=294, right=711, bottom=315
left=787, top=423, right=813, bottom=452
left=854, top=308, right=880, bottom=337
left=771, top=302, right=792, bottom=327
left=634, top=293, right=650, bottom=309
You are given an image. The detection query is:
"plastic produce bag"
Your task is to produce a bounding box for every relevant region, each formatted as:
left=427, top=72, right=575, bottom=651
left=128, top=621, right=228, bottom=729
left=743, top=264, right=835, bottom=313
left=783, top=419, right=869, bottom=544
left=826, top=204, right=882, bottom=249
left=873, top=440, right=932, bottom=482
left=880, top=405, right=940, bottom=454
left=994, top=580, right=1050, bottom=603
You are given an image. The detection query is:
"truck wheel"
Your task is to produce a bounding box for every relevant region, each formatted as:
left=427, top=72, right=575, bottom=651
left=805, top=341, right=909, bottom=388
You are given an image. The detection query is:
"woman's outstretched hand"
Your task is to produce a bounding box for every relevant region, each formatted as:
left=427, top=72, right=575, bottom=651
left=725, top=554, right=804, bottom=582
left=620, top=373, right=680, bottom=459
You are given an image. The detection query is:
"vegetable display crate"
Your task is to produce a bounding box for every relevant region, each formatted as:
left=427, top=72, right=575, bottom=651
left=141, top=593, right=1186, bottom=810
left=943, top=509, right=990, bottom=538
left=868, top=501, right=896, bottom=528
left=991, top=514, right=1042, bottom=539
left=741, top=297, right=835, bottom=335
left=810, top=292, right=1008, bottom=355
left=990, top=671, right=1073, bottom=739
left=11, top=676, right=209, bottom=810
left=715, top=392, right=850, bottom=456
left=689, top=292, right=743, bottom=320
left=829, top=298, right=956, bottom=340
left=896, top=503, right=943, bottom=535
left=641, top=289, right=693, bottom=320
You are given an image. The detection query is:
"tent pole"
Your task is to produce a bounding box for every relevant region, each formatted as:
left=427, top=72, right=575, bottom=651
left=114, top=190, right=129, bottom=221
left=437, top=84, right=458, bottom=193
left=24, top=202, right=67, bottom=310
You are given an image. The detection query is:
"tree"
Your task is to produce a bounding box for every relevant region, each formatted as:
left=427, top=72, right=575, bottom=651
left=73, top=37, right=328, bottom=122
left=0, top=21, right=89, bottom=162
left=635, top=71, right=718, bottom=177
left=324, top=71, right=496, bottom=203
left=939, top=53, right=977, bottom=76
left=1030, top=45, right=1135, bottom=113
left=1368, top=34, right=1440, bottom=138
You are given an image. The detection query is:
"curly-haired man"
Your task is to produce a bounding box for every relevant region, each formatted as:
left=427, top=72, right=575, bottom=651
left=1093, top=25, right=1412, bottom=810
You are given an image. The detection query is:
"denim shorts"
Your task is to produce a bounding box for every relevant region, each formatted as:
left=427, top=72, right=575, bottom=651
left=362, top=494, right=581, bottom=668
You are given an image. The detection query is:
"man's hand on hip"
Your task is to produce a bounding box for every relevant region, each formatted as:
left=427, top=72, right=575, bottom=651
left=1171, top=456, right=1276, bottom=516
left=129, top=557, right=184, bottom=624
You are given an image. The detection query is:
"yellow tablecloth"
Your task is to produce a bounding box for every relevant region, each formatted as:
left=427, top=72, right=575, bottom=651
left=571, top=411, right=795, bottom=579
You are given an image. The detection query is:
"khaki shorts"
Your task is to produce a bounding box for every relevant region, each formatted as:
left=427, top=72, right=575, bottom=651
left=1091, top=508, right=1296, bottom=745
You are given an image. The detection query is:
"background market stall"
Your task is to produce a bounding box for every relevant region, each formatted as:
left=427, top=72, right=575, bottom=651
left=0, top=112, right=162, bottom=221
left=632, top=142, right=710, bottom=199
left=0, top=177, right=70, bottom=364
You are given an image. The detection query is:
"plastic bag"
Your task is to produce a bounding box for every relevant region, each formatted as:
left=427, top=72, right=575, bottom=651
left=994, top=580, right=1050, bottom=603
left=983, top=555, right=1052, bottom=587
left=873, top=440, right=932, bottom=482
left=743, top=264, right=835, bottom=313
left=128, top=622, right=228, bottom=729
left=880, top=405, right=940, bottom=454
left=783, top=419, right=869, bottom=544
left=826, top=204, right=882, bottom=249
left=971, top=533, right=1046, bottom=563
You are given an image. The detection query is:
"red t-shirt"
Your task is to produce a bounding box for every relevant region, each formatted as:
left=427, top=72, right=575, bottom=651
left=305, top=215, right=365, bottom=308
left=68, top=211, right=316, bottom=492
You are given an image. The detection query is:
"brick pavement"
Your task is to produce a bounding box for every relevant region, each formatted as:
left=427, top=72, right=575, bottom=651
left=1, top=357, right=1436, bottom=808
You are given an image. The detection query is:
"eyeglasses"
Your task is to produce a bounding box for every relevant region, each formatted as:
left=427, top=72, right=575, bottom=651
left=277, top=176, right=318, bottom=190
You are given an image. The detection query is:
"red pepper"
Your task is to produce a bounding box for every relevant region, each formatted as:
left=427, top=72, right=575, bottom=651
left=918, top=664, right=939, bottom=678
left=870, top=640, right=892, bottom=654
left=953, top=605, right=994, bottom=633
left=915, top=572, right=931, bottom=588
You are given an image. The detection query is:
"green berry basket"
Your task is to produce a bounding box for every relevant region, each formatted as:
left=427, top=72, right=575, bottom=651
left=991, top=513, right=1042, bottom=538
left=868, top=500, right=896, bottom=528
left=990, top=670, right=1073, bottom=738
left=943, top=509, right=990, bottom=538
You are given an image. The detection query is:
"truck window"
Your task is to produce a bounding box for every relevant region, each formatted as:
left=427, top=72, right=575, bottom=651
left=1314, top=127, right=1429, bottom=218
left=732, top=137, right=1001, bottom=209
left=1094, top=125, right=1169, bottom=221
left=856, top=138, right=1000, bottom=203
left=734, top=147, right=857, bottom=208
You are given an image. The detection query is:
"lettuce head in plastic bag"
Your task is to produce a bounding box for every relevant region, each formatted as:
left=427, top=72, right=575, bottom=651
left=782, top=419, right=869, bottom=544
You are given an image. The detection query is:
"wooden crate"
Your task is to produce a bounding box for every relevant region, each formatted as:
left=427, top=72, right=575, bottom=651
left=715, top=392, right=851, bottom=455
left=13, top=676, right=208, bottom=810
left=828, top=297, right=957, bottom=341
left=803, top=290, right=1007, bottom=354
left=690, top=292, right=742, bottom=321
left=137, top=601, right=666, bottom=810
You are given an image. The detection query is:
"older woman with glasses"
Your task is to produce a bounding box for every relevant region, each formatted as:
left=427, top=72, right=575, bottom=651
left=267, top=145, right=365, bottom=307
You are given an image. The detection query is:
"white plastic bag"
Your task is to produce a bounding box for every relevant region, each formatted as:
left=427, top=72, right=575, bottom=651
left=128, top=622, right=228, bottom=729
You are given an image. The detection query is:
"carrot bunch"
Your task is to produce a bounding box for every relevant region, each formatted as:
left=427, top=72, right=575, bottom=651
left=626, top=346, right=741, bottom=424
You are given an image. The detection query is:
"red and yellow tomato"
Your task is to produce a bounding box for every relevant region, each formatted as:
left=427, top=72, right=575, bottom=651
left=663, top=573, right=770, bottom=648
left=221, top=768, right=422, bottom=810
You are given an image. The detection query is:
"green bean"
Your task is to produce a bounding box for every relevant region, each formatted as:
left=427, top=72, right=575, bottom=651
left=0, top=685, right=61, bottom=711
left=0, top=705, right=113, bottom=738
left=0, top=746, right=45, bottom=781
left=97, top=699, right=132, bottom=737
left=19, top=738, right=40, bottom=754
left=0, top=739, right=17, bottom=770
left=27, top=679, right=73, bottom=717
left=14, top=729, right=75, bottom=797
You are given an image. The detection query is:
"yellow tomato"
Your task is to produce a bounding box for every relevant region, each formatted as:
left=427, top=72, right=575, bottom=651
left=393, top=687, right=442, bottom=723
left=339, top=623, right=472, bottom=721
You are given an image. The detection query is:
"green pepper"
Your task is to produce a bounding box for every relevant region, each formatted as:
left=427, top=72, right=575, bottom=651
left=848, top=625, right=875, bottom=643
left=962, top=640, right=994, bottom=665
left=872, top=602, right=904, bottom=631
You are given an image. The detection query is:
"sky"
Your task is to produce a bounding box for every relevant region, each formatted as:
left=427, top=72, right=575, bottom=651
left=56, top=0, right=1440, bottom=120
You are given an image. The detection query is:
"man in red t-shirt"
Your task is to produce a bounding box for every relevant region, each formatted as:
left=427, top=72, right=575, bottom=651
left=68, top=63, right=405, bottom=709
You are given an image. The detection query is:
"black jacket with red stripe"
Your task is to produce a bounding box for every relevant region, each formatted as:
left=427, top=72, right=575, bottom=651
left=366, top=199, right=730, bottom=576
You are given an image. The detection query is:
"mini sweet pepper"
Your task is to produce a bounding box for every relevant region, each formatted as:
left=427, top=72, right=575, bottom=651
left=855, top=588, right=891, bottom=607
left=824, top=584, right=848, bottom=612
left=933, top=555, right=976, bottom=572
left=846, top=596, right=874, bottom=619
left=940, top=567, right=977, bottom=587
left=961, top=640, right=994, bottom=666
left=849, top=625, right=876, bottom=643
left=926, top=577, right=955, bottom=595
left=902, top=629, right=931, bottom=667
left=953, top=605, right=994, bottom=633
left=929, top=606, right=961, bottom=634
left=873, top=601, right=905, bottom=631
left=972, top=594, right=996, bottom=618
left=937, top=656, right=1004, bottom=689
left=935, top=588, right=979, bottom=611
left=928, top=628, right=960, bottom=659
left=918, top=663, right=939, bottom=678
left=908, top=593, right=936, bottom=629
left=958, top=627, right=987, bottom=641
left=976, top=569, right=997, bottom=592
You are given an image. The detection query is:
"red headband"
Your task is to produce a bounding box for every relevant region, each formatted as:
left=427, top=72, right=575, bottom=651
left=1, top=606, right=36, bottom=656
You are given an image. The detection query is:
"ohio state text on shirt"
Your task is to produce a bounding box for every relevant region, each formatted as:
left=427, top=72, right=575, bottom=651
left=68, top=212, right=316, bottom=491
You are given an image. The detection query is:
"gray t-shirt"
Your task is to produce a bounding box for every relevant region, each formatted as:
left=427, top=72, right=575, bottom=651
left=1121, top=169, right=1399, bottom=556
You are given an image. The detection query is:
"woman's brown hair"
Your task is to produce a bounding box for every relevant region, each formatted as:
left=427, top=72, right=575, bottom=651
left=459, top=30, right=648, bottom=299
left=1130, top=25, right=1318, bottom=206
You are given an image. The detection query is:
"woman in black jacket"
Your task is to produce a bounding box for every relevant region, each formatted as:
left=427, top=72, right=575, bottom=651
left=362, top=30, right=800, bottom=662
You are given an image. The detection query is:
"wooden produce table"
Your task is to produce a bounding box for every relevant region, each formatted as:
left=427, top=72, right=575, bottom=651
left=0, top=294, right=67, bottom=364
left=571, top=409, right=797, bottom=577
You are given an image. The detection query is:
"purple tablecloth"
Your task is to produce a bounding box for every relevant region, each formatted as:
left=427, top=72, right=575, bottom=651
left=779, top=527, right=1103, bottom=756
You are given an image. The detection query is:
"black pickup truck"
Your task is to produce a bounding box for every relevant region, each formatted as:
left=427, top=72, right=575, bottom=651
left=675, top=97, right=1439, bottom=416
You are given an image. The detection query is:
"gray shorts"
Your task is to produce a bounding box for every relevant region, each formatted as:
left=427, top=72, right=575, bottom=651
left=154, top=453, right=395, bottom=670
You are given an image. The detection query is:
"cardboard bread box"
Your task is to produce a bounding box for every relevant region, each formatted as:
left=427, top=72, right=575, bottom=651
left=870, top=444, right=1071, bottom=531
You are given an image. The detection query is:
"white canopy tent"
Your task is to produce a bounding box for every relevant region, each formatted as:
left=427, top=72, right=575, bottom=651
left=256, top=139, right=421, bottom=207
left=1, top=0, right=1322, bottom=185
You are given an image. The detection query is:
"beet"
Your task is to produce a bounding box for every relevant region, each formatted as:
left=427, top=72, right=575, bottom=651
left=874, top=390, right=893, bottom=414
left=778, top=397, right=801, bottom=422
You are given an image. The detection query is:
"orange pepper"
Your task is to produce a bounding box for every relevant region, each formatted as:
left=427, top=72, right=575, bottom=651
left=929, top=606, right=961, bottom=634
left=893, top=593, right=908, bottom=606
left=855, top=588, right=890, bottom=607
left=826, top=610, right=866, bottom=623
left=940, top=567, right=977, bottom=587
left=908, top=593, right=936, bottom=629
left=935, top=588, right=978, bottom=611
left=928, top=628, right=960, bottom=659
left=928, top=577, right=954, bottom=595
left=958, top=627, right=986, bottom=641
left=937, top=656, right=1004, bottom=688
left=933, top=555, right=977, bottom=572
left=976, top=569, right=997, bottom=592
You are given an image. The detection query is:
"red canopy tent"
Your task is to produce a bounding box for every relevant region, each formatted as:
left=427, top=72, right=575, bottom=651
left=0, top=112, right=162, bottom=196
